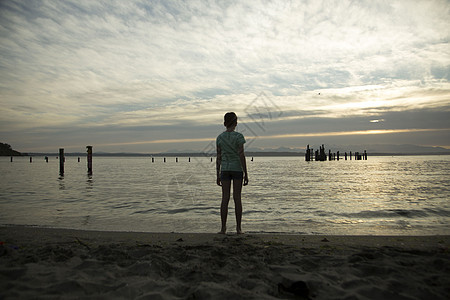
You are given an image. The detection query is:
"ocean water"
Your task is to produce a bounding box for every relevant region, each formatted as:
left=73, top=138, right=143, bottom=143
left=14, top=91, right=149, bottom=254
left=0, top=155, right=449, bottom=235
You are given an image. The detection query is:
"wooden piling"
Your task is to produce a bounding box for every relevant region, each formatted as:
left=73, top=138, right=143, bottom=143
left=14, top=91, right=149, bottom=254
left=164, top=157, right=166, bottom=163
left=337, top=151, right=340, bottom=161
left=59, top=148, right=64, bottom=175
left=176, top=157, right=178, bottom=163
left=364, top=150, right=367, bottom=160
left=10, top=156, right=13, bottom=162
left=29, top=157, right=32, bottom=163
left=305, top=145, right=311, bottom=161
left=321, top=145, right=326, bottom=161
left=45, top=156, right=49, bottom=163
left=188, top=157, right=190, bottom=162
left=78, top=157, right=80, bottom=163
left=86, top=146, right=93, bottom=175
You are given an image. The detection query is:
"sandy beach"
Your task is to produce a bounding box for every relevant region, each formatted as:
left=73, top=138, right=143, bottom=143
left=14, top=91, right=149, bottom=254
left=1, top=226, right=449, bottom=299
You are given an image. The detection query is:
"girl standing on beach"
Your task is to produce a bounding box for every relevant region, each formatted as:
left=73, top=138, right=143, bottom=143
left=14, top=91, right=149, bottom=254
left=216, top=112, right=249, bottom=234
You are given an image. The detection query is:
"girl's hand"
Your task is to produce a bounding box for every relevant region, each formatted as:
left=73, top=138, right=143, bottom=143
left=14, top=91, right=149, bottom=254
left=243, top=175, right=249, bottom=186
left=217, top=177, right=222, bottom=186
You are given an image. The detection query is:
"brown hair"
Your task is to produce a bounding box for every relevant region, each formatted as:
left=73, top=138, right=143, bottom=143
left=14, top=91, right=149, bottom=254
left=224, top=112, right=237, bottom=128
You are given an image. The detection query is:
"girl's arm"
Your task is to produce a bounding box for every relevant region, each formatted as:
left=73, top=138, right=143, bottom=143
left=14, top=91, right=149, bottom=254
left=239, top=145, right=249, bottom=186
left=216, top=146, right=222, bottom=186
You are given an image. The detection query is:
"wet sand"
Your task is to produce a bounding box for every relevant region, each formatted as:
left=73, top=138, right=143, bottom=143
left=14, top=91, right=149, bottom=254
left=1, top=226, right=449, bottom=299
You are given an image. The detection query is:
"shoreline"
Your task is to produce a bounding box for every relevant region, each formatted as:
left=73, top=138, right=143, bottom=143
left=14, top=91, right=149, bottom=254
left=1, top=225, right=449, bottom=249
left=1, top=226, right=449, bottom=299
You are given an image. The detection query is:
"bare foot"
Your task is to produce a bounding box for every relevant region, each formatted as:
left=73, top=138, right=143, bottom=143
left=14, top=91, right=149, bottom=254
left=236, top=229, right=244, bottom=235
left=218, top=228, right=226, bottom=234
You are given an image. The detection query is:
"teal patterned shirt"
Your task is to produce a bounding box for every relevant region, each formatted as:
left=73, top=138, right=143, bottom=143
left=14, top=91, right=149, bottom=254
left=216, top=131, right=246, bottom=172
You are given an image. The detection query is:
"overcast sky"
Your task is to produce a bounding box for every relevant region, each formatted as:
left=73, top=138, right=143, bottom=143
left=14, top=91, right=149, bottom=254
left=1, top=0, right=449, bottom=153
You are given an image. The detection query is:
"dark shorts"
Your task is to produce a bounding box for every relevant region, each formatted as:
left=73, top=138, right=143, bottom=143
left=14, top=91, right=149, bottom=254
left=220, top=171, right=243, bottom=181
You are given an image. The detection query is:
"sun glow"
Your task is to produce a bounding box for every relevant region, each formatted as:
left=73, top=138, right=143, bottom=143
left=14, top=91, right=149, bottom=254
left=92, top=128, right=449, bottom=148
left=249, top=128, right=450, bottom=140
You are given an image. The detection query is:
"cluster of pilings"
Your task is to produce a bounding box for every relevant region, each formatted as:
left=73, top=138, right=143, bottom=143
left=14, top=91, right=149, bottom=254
left=305, top=144, right=367, bottom=161
left=151, top=157, right=216, bottom=163
left=58, top=146, right=93, bottom=175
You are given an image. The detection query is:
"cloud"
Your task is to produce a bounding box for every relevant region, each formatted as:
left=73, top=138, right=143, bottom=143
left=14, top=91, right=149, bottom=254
left=0, top=0, right=449, bottom=152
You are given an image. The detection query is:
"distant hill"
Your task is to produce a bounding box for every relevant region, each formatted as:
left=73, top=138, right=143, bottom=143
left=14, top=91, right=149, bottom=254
left=360, top=144, right=450, bottom=154
left=0, top=143, right=23, bottom=156
left=24, top=143, right=450, bottom=157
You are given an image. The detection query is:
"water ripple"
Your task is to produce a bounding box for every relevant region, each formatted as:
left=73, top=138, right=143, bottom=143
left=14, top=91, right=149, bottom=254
left=1, top=155, right=449, bottom=235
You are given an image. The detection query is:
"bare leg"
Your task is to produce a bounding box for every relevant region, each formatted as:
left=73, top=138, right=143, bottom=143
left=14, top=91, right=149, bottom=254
left=219, top=179, right=231, bottom=234
left=233, top=178, right=243, bottom=234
